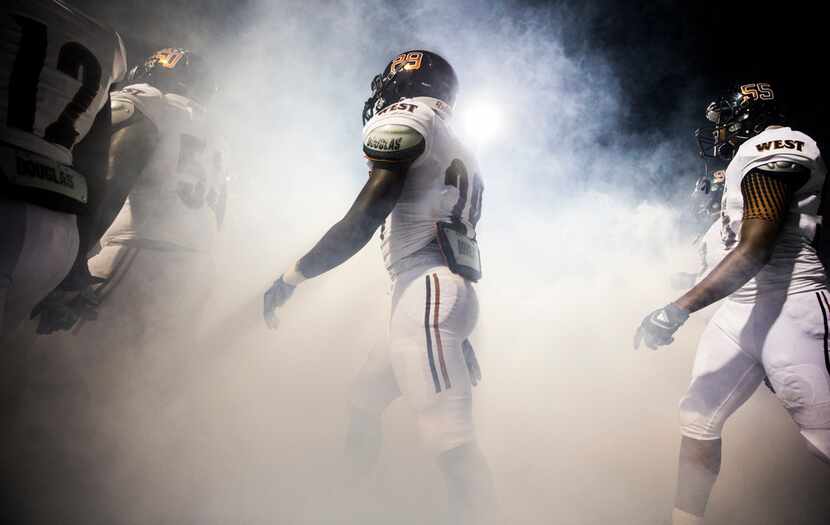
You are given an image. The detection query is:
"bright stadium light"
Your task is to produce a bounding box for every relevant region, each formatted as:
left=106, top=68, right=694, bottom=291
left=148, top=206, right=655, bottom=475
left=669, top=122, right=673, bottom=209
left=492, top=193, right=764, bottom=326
left=459, top=96, right=505, bottom=146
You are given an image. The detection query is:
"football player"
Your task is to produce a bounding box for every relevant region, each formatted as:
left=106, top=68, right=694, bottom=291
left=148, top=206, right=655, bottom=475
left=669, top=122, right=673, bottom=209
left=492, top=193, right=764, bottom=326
left=635, top=83, right=830, bottom=525
left=670, top=170, right=727, bottom=290
left=0, top=0, right=127, bottom=342
left=263, top=50, right=495, bottom=524
left=42, top=47, right=226, bottom=339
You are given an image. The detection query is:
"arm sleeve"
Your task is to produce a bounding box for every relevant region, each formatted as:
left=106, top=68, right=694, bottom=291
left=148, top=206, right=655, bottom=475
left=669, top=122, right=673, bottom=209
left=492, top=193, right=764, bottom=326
left=741, top=169, right=802, bottom=221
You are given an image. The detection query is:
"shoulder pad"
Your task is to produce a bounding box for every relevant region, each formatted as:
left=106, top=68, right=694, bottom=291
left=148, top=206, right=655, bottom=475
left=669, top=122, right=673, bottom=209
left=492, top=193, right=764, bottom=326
left=755, top=160, right=810, bottom=174
left=111, top=98, right=135, bottom=126
left=114, top=83, right=163, bottom=100
left=750, top=138, right=810, bottom=155
left=112, top=84, right=165, bottom=126
left=363, top=123, right=425, bottom=162
left=366, top=99, right=433, bottom=136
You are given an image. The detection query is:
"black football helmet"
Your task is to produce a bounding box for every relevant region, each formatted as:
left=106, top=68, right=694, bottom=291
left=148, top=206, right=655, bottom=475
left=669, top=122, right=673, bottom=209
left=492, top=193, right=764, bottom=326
left=127, top=48, right=216, bottom=104
left=695, top=82, right=784, bottom=160
left=362, top=50, right=458, bottom=124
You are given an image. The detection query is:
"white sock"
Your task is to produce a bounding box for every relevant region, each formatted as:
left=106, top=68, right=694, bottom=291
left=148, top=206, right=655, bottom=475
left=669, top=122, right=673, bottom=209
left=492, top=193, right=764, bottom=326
left=672, top=508, right=704, bottom=525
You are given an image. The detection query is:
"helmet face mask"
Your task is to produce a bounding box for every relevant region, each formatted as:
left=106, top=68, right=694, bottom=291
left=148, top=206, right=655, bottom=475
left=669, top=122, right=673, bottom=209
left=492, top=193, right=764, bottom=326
left=692, top=169, right=725, bottom=224
left=362, top=50, right=458, bottom=124
left=695, top=82, right=781, bottom=161
left=363, top=73, right=390, bottom=124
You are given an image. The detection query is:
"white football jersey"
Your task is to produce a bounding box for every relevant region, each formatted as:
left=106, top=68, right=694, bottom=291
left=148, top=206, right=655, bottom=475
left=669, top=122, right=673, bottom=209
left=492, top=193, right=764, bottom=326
left=101, top=84, right=227, bottom=252
left=362, top=97, right=483, bottom=271
left=0, top=0, right=127, bottom=166
left=720, top=126, right=827, bottom=302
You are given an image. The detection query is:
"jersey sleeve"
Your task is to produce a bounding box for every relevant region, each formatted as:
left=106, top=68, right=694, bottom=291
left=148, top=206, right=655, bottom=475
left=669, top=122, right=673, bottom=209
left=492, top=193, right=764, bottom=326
left=362, top=100, right=435, bottom=162
left=363, top=123, right=426, bottom=162
left=112, top=32, right=128, bottom=84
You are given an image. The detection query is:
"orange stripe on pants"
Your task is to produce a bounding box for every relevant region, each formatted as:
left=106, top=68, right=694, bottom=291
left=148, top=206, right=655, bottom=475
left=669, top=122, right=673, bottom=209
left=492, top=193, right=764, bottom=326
left=432, top=273, right=451, bottom=389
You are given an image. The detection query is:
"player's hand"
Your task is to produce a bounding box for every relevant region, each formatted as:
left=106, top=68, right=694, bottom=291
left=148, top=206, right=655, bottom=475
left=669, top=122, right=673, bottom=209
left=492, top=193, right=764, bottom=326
left=462, top=339, right=481, bottom=386
left=31, top=286, right=100, bottom=335
left=263, top=275, right=296, bottom=330
left=633, top=303, right=689, bottom=350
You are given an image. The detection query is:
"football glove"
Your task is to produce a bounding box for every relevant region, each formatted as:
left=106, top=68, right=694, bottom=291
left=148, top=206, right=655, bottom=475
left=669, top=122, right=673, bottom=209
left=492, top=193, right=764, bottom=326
left=263, top=275, right=296, bottom=330
left=634, top=303, right=690, bottom=350
left=31, top=285, right=100, bottom=335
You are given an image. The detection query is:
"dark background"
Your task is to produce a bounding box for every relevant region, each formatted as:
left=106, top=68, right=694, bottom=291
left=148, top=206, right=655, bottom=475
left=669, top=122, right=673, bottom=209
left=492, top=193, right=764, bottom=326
left=5, top=1, right=829, bottom=523
left=570, top=0, right=828, bottom=146
left=74, top=0, right=828, bottom=202
left=77, top=0, right=828, bottom=145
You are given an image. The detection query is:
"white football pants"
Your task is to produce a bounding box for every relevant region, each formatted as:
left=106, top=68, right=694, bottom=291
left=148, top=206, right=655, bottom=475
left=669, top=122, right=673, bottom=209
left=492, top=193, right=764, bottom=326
left=680, top=291, right=830, bottom=443
left=0, top=198, right=77, bottom=338
left=351, top=263, right=479, bottom=455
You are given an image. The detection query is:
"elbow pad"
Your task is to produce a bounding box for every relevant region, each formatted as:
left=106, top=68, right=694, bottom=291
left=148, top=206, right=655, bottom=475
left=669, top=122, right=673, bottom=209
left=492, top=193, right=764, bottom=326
left=363, top=124, right=425, bottom=163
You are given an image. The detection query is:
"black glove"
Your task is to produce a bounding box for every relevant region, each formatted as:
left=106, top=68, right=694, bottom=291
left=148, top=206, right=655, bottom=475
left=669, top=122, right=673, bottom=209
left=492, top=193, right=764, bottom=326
left=634, top=303, right=690, bottom=350
left=462, top=339, right=481, bottom=386
left=263, top=276, right=296, bottom=330
left=31, top=286, right=100, bottom=335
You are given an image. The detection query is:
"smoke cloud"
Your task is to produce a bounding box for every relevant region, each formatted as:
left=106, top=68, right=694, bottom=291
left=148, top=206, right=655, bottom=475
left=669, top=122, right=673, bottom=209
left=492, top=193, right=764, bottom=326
left=2, top=1, right=828, bottom=524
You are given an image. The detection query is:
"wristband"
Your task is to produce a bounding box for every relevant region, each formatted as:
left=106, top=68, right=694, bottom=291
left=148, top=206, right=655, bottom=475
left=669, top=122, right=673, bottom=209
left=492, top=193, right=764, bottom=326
left=282, top=262, right=307, bottom=286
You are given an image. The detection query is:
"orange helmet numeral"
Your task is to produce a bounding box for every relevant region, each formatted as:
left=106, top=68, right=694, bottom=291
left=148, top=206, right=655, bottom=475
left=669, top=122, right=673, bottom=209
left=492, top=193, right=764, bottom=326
left=389, top=51, right=423, bottom=74
left=154, top=48, right=185, bottom=69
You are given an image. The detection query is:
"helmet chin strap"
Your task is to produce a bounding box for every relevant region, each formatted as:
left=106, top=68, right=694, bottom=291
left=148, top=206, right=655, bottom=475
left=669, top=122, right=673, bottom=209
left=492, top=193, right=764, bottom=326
left=716, top=143, right=735, bottom=161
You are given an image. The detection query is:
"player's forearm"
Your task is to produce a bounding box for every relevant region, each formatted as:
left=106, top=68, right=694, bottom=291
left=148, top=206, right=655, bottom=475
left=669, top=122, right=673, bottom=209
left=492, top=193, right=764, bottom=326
left=92, top=122, right=159, bottom=243
left=295, top=216, right=378, bottom=279
left=60, top=98, right=112, bottom=289
left=674, top=246, right=768, bottom=313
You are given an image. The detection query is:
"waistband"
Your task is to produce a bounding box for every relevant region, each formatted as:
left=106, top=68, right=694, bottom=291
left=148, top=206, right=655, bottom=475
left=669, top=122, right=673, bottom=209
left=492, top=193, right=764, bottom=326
left=387, top=240, right=446, bottom=282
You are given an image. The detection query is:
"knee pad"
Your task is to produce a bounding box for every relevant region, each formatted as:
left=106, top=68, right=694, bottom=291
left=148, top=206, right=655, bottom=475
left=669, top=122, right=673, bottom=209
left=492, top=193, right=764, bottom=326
left=417, top=400, right=474, bottom=456
left=349, top=364, right=400, bottom=417
left=801, top=429, right=830, bottom=463
left=679, top=394, right=724, bottom=441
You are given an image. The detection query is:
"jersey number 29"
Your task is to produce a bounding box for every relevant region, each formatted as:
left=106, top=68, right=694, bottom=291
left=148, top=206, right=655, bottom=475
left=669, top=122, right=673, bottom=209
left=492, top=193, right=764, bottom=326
left=444, top=158, right=483, bottom=234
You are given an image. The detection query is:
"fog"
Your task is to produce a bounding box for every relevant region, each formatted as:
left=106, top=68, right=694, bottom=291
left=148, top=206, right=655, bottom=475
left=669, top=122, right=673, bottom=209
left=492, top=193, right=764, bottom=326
left=2, top=0, right=829, bottom=523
